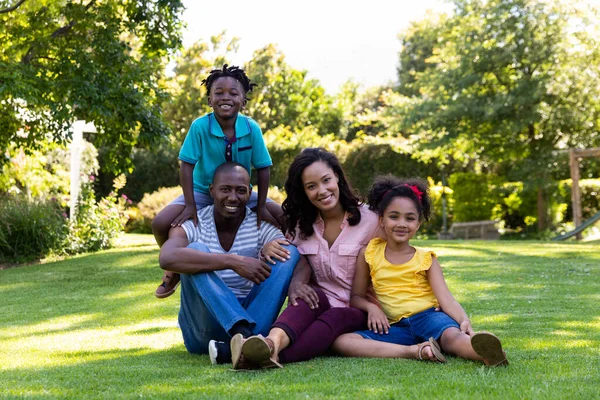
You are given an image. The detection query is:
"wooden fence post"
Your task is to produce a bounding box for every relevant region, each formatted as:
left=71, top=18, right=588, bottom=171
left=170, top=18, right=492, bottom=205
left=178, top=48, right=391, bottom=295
left=569, top=148, right=582, bottom=240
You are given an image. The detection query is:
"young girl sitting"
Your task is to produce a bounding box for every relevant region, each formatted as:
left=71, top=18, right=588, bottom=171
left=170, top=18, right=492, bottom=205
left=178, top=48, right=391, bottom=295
left=332, top=175, right=508, bottom=366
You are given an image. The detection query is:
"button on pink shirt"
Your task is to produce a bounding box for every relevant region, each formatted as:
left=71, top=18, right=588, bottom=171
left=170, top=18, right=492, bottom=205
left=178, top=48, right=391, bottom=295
left=293, top=205, right=381, bottom=308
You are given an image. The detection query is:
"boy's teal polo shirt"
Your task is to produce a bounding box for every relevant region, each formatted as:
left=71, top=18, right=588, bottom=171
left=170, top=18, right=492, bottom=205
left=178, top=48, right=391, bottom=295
left=179, top=113, right=272, bottom=194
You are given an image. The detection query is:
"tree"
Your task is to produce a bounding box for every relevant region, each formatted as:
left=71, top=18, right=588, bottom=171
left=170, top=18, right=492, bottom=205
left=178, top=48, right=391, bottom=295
left=161, top=38, right=343, bottom=139
left=397, top=0, right=600, bottom=229
left=397, top=11, right=447, bottom=98
left=0, top=0, right=184, bottom=173
left=243, top=44, right=343, bottom=136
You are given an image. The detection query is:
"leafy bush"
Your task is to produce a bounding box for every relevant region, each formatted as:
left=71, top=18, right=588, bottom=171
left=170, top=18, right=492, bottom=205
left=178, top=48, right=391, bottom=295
left=265, top=186, right=286, bottom=205
left=97, top=144, right=180, bottom=202
left=557, top=179, right=600, bottom=222
left=265, top=125, right=351, bottom=188
left=0, top=141, right=130, bottom=262
left=66, top=175, right=129, bottom=254
left=425, top=179, right=454, bottom=235
left=448, top=172, right=500, bottom=222
left=127, top=186, right=182, bottom=233
left=343, top=140, right=439, bottom=195
left=0, top=196, right=68, bottom=263
left=0, top=141, right=99, bottom=206
left=491, top=181, right=539, bottom=232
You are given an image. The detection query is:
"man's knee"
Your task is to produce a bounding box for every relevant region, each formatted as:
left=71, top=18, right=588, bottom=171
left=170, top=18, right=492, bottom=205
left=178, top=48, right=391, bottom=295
left=274, top=244, right=299, bottom=269
left=269, top=245, right=299, bottom=281
left=286, top=244, right=300, bottom=263
left=187, top=241, right=210, bottom=253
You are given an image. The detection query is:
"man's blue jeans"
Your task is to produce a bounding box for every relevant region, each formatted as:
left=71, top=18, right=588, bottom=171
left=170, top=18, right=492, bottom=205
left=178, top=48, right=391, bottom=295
left=178, top=241, right=299, bottom=354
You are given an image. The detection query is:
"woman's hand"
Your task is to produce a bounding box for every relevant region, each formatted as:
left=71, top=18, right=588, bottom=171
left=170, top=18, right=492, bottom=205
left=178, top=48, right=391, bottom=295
left=367, top=304, right=390, bottom=334
left=288, top=283, right=320, bottom=309
left=171, top=204, right=198, bottom=227
left=261, top=239, right=291, bottom=264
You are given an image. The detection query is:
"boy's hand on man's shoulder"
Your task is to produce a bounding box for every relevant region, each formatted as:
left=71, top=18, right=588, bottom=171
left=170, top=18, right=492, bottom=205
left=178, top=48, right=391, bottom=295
left=256, top=204, right=279, bottom=228
left=172, top=205, right=198, bottom=227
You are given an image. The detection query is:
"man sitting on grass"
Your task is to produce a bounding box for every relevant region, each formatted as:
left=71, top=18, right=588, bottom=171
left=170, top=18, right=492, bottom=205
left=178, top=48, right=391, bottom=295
left=159, top=162, right=299, bottom=365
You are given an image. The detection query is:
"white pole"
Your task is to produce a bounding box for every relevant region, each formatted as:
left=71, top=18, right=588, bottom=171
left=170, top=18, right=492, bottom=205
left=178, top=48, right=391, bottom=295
left=69, top=120, right=96, bottom=220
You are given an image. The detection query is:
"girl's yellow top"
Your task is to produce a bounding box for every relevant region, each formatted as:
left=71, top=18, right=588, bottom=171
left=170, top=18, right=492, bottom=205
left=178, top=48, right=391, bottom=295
left=365, top=238, right=439, bottom=323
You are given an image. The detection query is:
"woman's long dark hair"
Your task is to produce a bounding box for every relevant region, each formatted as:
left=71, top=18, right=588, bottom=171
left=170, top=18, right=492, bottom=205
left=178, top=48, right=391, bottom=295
left=282, top=148, right=362, bottom=240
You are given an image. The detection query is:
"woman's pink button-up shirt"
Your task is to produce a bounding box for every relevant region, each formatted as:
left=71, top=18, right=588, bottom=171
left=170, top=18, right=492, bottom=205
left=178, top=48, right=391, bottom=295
left=293, top=205, right=381, bottom=308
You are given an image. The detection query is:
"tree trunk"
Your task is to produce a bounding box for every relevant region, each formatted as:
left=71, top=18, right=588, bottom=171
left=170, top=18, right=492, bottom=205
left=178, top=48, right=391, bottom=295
left=537, top=185, right=547, bottom=231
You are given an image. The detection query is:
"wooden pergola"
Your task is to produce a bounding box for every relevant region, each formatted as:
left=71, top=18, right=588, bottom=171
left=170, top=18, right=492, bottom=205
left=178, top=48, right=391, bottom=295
left=568, top=147, right=600, bottom=240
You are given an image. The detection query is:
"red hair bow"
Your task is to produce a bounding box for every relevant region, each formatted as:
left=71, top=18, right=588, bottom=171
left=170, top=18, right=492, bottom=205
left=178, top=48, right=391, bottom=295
left=404, top=184, right=423, bottom=201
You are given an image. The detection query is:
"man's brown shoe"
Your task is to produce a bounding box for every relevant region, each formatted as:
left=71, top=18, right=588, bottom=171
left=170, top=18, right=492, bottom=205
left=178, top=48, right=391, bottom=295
left=155, top=272, right=180, bottom=298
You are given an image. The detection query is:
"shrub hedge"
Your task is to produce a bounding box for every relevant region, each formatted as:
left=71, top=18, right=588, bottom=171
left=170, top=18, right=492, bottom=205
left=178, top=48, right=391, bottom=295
left=127, top=186, right=183, bottom=233
left=113, top=124, right=599, bottom=238
left=0, top=196, right=68, bottom=263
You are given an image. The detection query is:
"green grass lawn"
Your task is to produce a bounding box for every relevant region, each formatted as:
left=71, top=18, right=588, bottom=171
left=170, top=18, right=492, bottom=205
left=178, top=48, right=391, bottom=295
left=1, top=234, right=599, bottom=399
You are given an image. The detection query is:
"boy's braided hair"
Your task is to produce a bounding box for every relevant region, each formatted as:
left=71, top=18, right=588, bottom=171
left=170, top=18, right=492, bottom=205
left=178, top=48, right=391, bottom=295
left=202, top=64, right=257, bottom=101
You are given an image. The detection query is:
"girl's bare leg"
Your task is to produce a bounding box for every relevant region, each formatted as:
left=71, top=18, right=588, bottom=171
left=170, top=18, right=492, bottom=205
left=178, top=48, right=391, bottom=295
left=332, top=333, right=431, bottom=360
left=439, top=327, right=483, bottom=361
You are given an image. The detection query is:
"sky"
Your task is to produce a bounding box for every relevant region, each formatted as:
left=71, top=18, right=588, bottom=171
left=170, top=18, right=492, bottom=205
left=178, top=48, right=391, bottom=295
left=181, top=0, right=452, bottom=94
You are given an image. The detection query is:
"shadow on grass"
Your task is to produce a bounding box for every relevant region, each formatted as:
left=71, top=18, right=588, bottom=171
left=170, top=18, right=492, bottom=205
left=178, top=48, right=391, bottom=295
left=0, top=241, right=600, bottom=375
left=2, top=345, right=600, bottom=399
left=413, top=240, right=600, bottom=348
left=3, top=241, right=599, bottom=341
left=2, top=240, right=600, bottom=398
left=0, top=247, right=172, bottom=334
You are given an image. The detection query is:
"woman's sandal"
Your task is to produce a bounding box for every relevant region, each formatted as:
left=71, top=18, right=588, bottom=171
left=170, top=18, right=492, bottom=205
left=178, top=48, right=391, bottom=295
left=471, top=331, right=509, bottom=367
left=230, top=334, right=259, bottom=370
left=417, top=337, right=447, bottom=363
left=241, top=335, right=283, bottom=369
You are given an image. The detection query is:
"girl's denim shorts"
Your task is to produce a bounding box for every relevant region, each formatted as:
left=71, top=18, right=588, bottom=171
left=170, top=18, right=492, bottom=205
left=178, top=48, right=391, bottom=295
left=355, top=307, right=459, bottom=344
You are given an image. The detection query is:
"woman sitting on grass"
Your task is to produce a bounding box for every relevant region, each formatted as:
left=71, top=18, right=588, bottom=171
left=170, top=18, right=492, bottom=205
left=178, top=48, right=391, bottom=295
left=332, top=175, right=509, bottom=366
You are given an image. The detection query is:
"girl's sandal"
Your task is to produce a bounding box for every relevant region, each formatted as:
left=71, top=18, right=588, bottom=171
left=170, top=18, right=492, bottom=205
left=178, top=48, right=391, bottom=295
left=471, top=331, right=509, bottom=367
left=242, top=335, right=283, bottom=369
left=417, top=337, right=447, bottom=363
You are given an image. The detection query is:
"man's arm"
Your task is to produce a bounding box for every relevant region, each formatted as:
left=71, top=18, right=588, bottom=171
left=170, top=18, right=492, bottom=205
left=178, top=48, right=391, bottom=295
left=159, top=227, right=239, bottom=274
left=159, top=226, right=273, bottom=284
